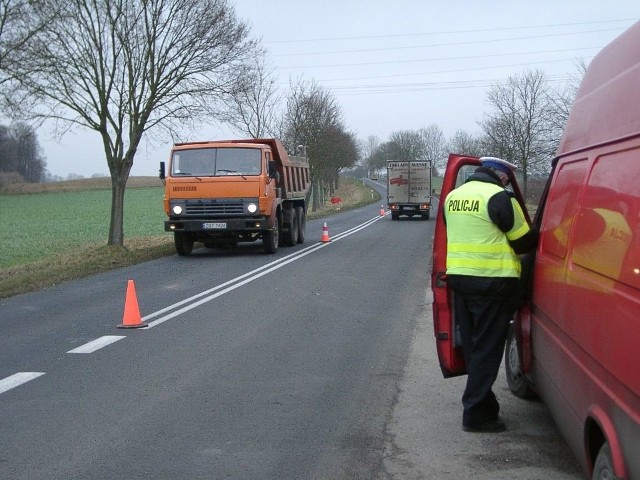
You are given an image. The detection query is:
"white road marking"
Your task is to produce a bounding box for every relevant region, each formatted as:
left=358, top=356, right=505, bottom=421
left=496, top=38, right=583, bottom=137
left=67, top=335, right=126, bottom=354
left=0, top=215, right=385, bottom=396
left=0, top=372, right=46, bottom=395
left=144, top=215, right=385, bottom=329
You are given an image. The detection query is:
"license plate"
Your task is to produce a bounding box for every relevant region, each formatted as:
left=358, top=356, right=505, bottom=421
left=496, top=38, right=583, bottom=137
left=203, top=222, right=226, bottom=229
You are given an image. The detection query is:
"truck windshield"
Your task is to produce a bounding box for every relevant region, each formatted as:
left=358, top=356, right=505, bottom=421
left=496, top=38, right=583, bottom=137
left=171, top=148, right=261, bottom=177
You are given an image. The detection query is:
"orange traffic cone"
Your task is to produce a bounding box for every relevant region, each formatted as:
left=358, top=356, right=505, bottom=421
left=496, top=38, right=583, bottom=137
left=380, top=204, right=385, bottom=216
left=118, top=280, right=148, bottom=329
left=321, top=222, right=331, bottom=243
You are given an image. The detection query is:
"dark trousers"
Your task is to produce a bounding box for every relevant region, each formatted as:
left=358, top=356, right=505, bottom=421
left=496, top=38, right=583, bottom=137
left=447, top=275, right=518, bottom=426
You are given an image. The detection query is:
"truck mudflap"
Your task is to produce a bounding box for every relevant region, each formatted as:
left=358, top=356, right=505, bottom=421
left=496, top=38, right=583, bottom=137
left=165, top=217, right=268, bottom=232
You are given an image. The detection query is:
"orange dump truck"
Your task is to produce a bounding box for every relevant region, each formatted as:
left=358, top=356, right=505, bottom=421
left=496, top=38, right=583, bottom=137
left=159, top=138, right=310, bottom=255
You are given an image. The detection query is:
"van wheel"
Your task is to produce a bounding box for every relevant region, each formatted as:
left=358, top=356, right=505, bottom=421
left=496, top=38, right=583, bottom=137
left=174, top=232, right=194, bottom=256
left=263, top=217, right=279, bottom=254
left=504, top=324, right=536, bottom=399
left=592, top=443, right=618, bottom=480
left=295, top=206, right=306, bottom=244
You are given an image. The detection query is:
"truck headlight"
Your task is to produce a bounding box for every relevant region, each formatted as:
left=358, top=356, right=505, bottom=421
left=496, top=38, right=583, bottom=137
left=172, top=205, right=183, bottom=215
left=247, top=203, right=257, bottom=213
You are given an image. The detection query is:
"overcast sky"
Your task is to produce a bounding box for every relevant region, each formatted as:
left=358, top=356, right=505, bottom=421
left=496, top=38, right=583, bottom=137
left=41, top=1, right=639, bottom=178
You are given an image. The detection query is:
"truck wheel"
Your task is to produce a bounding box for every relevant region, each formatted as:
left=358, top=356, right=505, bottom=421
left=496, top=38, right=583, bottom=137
left=263, top=217, right=279, bottom=254
left=284, top=210, right=299, bottom=246
left=295, top=206, right=306, bottom=244
left=174, top=232, right=194, bottom=256
left=592, top=443, right=618, bottom=480
left=504, top=323, right=537, bottom=399
left=391, top=212, right=400, bottom=220
left=422, top=211, right=430, bottom=220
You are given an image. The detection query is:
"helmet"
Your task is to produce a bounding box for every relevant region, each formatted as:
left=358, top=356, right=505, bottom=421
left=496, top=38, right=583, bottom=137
left=480, top=157, right=517, bottom=175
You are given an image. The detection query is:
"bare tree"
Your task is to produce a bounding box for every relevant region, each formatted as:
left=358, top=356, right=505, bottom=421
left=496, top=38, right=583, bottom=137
left=0, top=121, right=45, bottom=181
left=368, top=141, right=395, bottom=172
left=313, top=124, right=358, bottom=192
left=220, top=53, right=281, bottom=138
left=447, top=129, right=484, bottom=158
left=388, top=130, right=425, bottom=160
left=480, top=69, right=556, bottom=197
left=0, top=1, right=49, bottom=84
left=419, top=124, right=447, bottom=173
left=4, top=0, right=257, bottom=246
left=282, top=78, right=344, bottom=210
left=360, top=135, right=380, bottom=177
left=12, top=122, right=45, bottom=182
left=546, top=60, right=587, bottom=144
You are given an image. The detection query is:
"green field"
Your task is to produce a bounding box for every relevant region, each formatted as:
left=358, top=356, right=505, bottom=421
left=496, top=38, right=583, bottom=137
left=0, top=187, right=169, bottom=268
left=0, top=177, right=379, bottom=298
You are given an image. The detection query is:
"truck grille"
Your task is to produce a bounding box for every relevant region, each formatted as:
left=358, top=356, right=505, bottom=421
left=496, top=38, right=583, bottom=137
left=184, top=200, right=244, bottom=216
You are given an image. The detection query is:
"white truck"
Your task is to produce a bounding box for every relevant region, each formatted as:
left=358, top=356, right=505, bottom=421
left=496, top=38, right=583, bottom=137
left=386, top=160, right=432, bottom=220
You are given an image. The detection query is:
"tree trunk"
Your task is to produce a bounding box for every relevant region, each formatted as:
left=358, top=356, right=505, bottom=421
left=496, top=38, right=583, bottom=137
left=108, top=171, right=129, bottom=246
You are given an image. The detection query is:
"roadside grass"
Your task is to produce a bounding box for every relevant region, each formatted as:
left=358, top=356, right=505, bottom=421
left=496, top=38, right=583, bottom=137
left=0, top=177, right=379, bottom=299
left=0, top=186, right=168, bottom=268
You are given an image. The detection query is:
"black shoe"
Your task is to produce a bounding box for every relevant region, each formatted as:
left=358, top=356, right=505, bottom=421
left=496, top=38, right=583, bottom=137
left=462, top=419, right=506, bottom=433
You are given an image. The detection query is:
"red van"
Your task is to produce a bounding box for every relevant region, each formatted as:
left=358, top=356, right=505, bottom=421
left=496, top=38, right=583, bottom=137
left=432, top=21, right=640, bottom=480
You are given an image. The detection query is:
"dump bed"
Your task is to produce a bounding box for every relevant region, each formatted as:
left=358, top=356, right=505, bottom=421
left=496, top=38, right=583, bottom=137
left=222, top=138, right=310, bottom=200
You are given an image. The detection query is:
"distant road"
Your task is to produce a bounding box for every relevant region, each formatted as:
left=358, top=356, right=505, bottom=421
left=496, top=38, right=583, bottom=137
left=0, top=187, right=581, bottom=479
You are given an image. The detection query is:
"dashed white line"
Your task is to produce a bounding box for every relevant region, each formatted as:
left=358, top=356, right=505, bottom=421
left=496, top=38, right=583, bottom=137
left=67, top=335, right=126, bottom=354
left=0, top=372, right=46, bottom=395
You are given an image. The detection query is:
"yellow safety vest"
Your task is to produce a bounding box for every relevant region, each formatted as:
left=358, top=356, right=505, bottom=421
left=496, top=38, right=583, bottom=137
left=445, top=181, right=529, bottom=278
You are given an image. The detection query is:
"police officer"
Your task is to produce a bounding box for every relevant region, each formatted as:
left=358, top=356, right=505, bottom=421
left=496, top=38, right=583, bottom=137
left=444, top=157, right=537, bottom=433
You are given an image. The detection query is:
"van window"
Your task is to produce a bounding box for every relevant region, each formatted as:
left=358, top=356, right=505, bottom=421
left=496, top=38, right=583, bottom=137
left=572, top=152, right=639, bottom=289
left=540, top=159, right=587, bottom=258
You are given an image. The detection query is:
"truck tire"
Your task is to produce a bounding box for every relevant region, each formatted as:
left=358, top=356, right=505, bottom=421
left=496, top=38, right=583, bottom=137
left=263, top=217, right=279, bottom=254
left=295, top=206, right=306, bottom=244
left=391, top=212, right=400, bottom=221
left=422, top=211, right=430, bottom=220
left=504, top=323, right=537, bottom=399
left=284, top=210, right=299, bottom=246
left=174, top=232, right=194, bottom=256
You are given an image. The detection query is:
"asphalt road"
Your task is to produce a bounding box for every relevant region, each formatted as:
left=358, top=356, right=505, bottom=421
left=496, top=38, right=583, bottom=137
left=0, top=186, right=583, bottom=479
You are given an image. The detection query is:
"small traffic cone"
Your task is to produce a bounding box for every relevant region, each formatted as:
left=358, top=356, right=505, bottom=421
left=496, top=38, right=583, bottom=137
left=321, top=222, right=331, bottom=243
left=380, top=205, right=385, bottom=216
left=118, top=280, right=148, bottom=329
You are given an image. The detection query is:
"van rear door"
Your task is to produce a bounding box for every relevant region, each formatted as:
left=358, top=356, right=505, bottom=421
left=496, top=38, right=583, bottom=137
left=431, top=153, right=530, bottom=378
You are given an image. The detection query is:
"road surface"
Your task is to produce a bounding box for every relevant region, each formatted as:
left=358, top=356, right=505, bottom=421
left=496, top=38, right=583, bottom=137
left=0, top=189, right=582, bottom=479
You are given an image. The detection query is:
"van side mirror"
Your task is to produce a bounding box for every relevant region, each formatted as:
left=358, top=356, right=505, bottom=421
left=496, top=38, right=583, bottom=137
left=159, top=161, right=166, bottom=180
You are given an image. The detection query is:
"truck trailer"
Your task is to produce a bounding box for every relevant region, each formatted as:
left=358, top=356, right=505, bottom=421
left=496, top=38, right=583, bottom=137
left=386, top=160, right=432, bottom=220
left=160, top=138, right=310, bottom=255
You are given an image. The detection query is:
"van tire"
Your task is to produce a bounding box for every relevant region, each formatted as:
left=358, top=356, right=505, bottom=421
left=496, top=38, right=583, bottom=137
left=505, top=324, right=537, bottom=399
left=592, top=443, right=619, bottom=480
left=263, top=217, right=279, bottom=254
left=174, top=232, right=194, bottom=256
